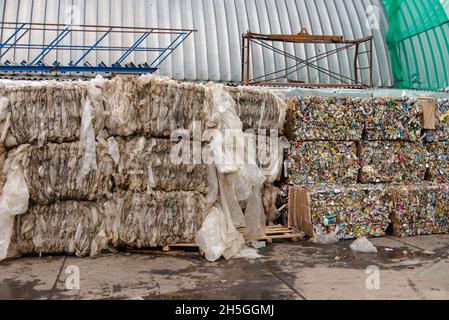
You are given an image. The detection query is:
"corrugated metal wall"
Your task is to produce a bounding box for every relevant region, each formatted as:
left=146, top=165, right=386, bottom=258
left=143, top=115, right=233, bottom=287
left=0, top=0, right=394, bottom=86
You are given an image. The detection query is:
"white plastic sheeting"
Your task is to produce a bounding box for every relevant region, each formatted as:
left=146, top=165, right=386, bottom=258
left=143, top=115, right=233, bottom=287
left=195, top=82, right=267, bottom=261
left=0, top=162, right=29, bottom=260
left=0, top=0, right=393, bottom=86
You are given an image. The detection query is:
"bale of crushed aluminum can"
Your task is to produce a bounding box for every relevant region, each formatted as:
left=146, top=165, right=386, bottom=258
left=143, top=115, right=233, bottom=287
left=364, top=97, right=422, bottom=141
left=288, top=184, right=390, bottom=240
left=425, top=99, right=449, bottom=142
left=428, top=141, right=449, bottom=183
left=288, top=141, right=359, bottom=185
left=289, top=96, right=365, bottom=141
left=359, top=141, right=429, bottom=183
left=387, top=183, right=449, bottom=237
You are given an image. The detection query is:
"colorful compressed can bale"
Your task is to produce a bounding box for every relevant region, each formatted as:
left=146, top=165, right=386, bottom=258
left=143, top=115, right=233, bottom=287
left=289, top=184, right=391, bottom=240
left=359, top=141, right=429, bottom=183
left=288, top=141, right=360, bottom=185
left=386, top=183, right=449, bottom=237
left=364, top=97, right=422, bottom=141
left=428, top=141, right=449, bottom=183
left=289, top=96, right=365, bottom=141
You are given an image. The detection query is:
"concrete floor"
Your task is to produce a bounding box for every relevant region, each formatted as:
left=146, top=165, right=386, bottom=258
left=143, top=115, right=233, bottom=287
left=0, top=235, right=448, bottom=300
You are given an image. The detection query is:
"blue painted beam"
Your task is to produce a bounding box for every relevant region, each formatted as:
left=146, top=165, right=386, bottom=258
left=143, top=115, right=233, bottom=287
left=0, top=65, right=158, bottom=74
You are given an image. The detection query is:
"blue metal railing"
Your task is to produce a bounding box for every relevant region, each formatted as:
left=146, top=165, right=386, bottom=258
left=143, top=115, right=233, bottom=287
left=0, top=22, right=195, bottom=76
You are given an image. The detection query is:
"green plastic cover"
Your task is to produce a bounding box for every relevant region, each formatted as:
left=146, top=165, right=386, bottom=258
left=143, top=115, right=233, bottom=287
left=382, top=0, right=449, bottom=90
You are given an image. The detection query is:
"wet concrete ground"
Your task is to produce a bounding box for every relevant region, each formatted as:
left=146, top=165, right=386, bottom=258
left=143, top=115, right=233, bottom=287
left=0, top=235, right=448, bottom=300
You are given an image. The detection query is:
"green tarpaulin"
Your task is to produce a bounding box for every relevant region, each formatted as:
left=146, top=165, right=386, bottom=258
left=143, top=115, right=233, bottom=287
left=382, top=0, right=449, bottom=90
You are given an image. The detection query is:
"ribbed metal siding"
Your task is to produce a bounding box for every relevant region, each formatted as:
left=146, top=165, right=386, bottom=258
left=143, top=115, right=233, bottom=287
left=0, top=0, right=394, bottom=86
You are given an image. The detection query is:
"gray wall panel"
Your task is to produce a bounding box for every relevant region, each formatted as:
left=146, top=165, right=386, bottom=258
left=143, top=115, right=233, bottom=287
left=0, top=0, right=394, bottom=86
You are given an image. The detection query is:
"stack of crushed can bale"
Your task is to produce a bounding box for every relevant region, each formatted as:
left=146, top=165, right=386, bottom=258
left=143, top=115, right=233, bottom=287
left=286, top=95, right=449, bottom=239
left=287, top=97, right=363, bottom=185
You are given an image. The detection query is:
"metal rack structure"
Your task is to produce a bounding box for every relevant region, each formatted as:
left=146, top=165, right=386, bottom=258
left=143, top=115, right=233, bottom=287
left=241, top=28, right=374, bottom=88
left=0, top=22, right=195, bottom=77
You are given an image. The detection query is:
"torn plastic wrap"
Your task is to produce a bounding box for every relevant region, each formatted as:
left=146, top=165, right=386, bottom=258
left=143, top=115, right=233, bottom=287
left=0, top=95, right=10, bottom=185
left=359, top=141, right=429, bottom=183
left=350, top=237, right=377, bottom=253
left=387, top=183, right=449, bottom=237
left=77, top=97, right=98, bottom=184
left=288, top=141, right=360, bottom=184
left=195, top=83, right=267, bottom=261
left=289, top=96, right=365, bottom=141
left=0, top=163, right=29, bottom=261
left=364, top=97, right=422, bottom=141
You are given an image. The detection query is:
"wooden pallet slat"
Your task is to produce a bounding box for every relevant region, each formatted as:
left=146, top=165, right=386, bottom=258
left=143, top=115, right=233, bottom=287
left=127, top=226, right=302, bottom=255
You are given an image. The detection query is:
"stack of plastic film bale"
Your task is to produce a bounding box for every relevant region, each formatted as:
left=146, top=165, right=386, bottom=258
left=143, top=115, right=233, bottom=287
left=0, top=77, right=213, bottom=258
left=0, top=76, right=287, bottom=262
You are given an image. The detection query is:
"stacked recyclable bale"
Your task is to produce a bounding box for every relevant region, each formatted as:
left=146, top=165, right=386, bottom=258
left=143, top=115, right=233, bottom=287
left=286, top=95, right=449, bottom=240
left=0, top=76, right=286, bottom=258
left=286, top=97, right=387, bottom=240
left=360, top=98, right=449, bottom=237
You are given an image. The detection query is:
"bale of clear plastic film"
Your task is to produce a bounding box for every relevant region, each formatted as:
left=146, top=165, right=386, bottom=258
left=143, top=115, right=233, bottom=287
left=288, top=184, right=390, bottom=240
left=10, top=190, right=210, bottom=257
left=112, top=136, right=210, bottom=193
left=359, top=141, right=429, bottom=183
left=364, top=97, right=422, bottom=141
left=101, top=76, right=286, bottom=138
left=0, top=76, right=288, bottom=260
left=0, top=81, right=105, bottom=147
left=2, top=142, right=114, bottom=204
left=425, top=99, right=449, bottom=141
left=387, top=183, right=449, bottom=237
left=288, top=141, right=359, bottom=184
left=289, top=96, right=365, bottom=141
left=428, top=141, right=449, bottom=183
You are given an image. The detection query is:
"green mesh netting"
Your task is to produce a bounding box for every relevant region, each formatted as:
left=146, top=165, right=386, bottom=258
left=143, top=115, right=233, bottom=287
left=382, top=0, right=449, bottom=90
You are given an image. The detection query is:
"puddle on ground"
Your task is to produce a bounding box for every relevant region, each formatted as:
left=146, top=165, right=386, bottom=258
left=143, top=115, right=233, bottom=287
left=0, top=278, right=51, bottom=300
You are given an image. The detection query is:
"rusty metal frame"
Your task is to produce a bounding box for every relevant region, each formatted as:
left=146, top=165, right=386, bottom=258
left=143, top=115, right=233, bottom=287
left=241, top=28, right=374, bottom=88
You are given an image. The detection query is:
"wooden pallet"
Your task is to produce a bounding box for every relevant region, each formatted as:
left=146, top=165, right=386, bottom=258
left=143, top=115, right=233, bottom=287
left=126, top=226, right=301, bottom=254
left=238, top=225, right=303, bottom=244
left=126, top=243, right=202, bottom=255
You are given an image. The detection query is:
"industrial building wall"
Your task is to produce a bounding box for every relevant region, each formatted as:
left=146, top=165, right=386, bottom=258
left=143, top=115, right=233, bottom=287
left=0, top=0, right=393, bottom=86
